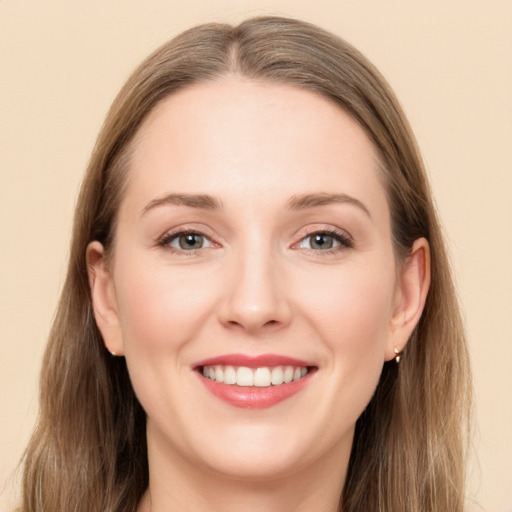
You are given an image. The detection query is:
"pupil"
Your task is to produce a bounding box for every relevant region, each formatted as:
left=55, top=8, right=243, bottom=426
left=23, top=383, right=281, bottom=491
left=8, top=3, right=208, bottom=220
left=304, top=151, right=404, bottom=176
left=312, top=234, right=333, bottom=249
left=179, top=234, right=203, bottom=249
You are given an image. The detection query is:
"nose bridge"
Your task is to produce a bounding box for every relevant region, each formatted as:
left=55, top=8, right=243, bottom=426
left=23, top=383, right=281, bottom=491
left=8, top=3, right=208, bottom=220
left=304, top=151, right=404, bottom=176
left=218, top=235, right=291, bottom=333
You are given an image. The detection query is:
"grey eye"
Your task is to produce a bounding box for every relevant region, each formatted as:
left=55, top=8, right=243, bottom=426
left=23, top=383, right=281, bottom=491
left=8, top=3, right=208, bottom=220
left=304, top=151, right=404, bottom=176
left=299, top=233, right=339, bottom=250
left=168, top=233, right=213, bottom=250
left=304, top=233, right=339, bottom=250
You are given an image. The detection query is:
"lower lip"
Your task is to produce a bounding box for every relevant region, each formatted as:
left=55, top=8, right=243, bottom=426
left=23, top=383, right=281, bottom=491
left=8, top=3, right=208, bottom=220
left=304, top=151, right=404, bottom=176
left=197, top=372, right=313, bottom=409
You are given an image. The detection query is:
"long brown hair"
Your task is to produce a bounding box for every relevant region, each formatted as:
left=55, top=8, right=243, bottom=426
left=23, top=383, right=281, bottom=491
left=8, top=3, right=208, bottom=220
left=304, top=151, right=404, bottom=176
left=21, top=16, right=471, bottom=512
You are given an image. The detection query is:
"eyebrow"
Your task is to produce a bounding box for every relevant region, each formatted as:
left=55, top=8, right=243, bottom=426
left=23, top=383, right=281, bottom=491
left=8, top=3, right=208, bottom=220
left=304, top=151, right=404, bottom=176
left=287, top=193, right=371, bottom=218
left=142, top=193, right=223, bottom=215
left=141, top=191, right=370, bottom=218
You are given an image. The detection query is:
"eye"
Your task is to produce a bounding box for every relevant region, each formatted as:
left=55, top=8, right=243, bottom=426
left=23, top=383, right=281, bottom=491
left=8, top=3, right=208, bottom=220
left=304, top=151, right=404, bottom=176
left=297, top=231, right=352, bottom=251
left=162, top=231, right=214, bottom=251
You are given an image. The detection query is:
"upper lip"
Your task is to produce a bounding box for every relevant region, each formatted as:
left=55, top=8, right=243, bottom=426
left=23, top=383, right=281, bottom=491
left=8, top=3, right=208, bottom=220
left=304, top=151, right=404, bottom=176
left=192, top=353, right=316, bottom=369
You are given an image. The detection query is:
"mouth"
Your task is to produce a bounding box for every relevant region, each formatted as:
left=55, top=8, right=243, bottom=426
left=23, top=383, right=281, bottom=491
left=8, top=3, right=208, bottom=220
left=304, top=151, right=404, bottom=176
left=193, top=354, right=317, bottom=409
left=200, top=364, right=312, bottom=387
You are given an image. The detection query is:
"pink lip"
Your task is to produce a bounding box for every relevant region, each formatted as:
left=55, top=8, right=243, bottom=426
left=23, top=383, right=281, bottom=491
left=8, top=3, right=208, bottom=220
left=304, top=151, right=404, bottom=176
left=192, top=353, right=317, bottom=410
left=193, top=353, right=314, bottom=369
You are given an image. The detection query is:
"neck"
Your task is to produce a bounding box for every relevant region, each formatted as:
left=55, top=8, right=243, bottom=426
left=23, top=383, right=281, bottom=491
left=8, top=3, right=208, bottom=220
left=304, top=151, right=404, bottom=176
left=138, top=425, right=351, bottom=512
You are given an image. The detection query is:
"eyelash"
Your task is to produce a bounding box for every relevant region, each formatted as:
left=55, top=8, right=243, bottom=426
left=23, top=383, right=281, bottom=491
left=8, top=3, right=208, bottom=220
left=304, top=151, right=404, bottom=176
left=157, top=227, right=353, bottom=255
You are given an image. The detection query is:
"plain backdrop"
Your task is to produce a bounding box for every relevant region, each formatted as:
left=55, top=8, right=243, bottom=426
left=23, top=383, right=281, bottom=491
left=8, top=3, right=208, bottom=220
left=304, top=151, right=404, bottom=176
left=1, top=1, right=511, bottom=511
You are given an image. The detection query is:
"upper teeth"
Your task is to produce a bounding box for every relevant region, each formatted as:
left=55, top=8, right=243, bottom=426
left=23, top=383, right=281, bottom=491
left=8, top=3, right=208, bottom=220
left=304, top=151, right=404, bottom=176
left=201, top=365, right=308, bottom=387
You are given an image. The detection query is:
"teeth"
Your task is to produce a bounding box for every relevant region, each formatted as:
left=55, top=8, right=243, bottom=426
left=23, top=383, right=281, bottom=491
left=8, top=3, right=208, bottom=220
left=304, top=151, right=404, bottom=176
left=271, top=366, right=284, bottom=385
left=215, top=366, right=224, bottom=383
left=224, top=365, right=237, bottom=385
left=283, top=366, right=294, bottom=383
left=254, top=367, right=271, bottom=387
left=201, top=365, right=310, bottom=387
left=236, top=367, right=254, bottom=386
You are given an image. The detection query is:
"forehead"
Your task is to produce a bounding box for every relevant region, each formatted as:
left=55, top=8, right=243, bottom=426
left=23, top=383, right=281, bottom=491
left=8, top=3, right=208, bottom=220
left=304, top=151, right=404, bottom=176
left=125, top=78, right=387, bottom=217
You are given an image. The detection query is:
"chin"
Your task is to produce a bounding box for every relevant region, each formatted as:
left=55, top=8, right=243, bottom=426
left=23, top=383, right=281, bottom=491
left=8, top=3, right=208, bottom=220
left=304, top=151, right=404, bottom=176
left=182, top=419, right=351, bottom=482
left=199, top=444, right=311, bottom=482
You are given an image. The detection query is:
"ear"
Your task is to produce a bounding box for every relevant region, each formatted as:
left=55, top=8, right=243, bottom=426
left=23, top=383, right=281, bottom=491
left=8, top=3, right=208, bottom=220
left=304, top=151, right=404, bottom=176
left=385, top=237, right=431, bottom=361
left=86, top=241, right=124, bottom=356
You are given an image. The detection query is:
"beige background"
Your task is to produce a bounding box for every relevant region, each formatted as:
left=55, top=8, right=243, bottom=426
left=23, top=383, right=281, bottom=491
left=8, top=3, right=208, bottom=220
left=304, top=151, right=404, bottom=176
left=1, top=1, right=511, bottom=511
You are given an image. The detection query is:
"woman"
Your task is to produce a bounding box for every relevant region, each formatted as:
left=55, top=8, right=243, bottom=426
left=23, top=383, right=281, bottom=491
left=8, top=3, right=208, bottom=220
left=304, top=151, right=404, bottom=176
left=20, top=16, right=471, bottom=512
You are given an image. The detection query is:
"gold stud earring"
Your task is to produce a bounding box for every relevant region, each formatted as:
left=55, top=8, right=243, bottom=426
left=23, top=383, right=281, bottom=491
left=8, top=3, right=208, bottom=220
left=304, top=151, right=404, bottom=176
left=394, top=347, right=402, bottom=364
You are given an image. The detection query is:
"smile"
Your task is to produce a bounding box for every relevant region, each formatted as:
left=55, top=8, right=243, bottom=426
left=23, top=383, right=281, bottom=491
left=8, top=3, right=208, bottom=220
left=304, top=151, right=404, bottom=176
left=193, top=354, right=317, bottom=409
left=201, top=365, right=309, bottom=387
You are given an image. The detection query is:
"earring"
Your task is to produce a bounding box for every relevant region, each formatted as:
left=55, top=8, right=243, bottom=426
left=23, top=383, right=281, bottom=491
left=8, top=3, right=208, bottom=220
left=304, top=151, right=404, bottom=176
left=109, top=350, right=118, bottom=357
left=394, top=347, right=402, bottom=364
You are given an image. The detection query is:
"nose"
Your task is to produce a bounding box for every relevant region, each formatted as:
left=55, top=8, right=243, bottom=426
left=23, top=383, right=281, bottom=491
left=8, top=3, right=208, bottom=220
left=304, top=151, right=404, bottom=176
left=217, top=248, right=292, bottom=335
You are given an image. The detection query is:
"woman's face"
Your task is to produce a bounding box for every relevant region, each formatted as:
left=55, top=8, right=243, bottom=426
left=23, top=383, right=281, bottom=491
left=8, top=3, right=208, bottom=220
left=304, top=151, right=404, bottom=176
left=89, top=78, right=426, bottom=481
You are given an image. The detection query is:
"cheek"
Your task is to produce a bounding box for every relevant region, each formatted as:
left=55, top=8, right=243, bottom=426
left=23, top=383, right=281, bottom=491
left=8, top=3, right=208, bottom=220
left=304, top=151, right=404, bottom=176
left=300, top=261, right=396, bottom=426
left=110, top=255, right=222, bottom=424
left=302, top=262, right=394, bottom=347
left=294, top=256, right=396, bottom=412
left=112, top=255, right=219, bottom=357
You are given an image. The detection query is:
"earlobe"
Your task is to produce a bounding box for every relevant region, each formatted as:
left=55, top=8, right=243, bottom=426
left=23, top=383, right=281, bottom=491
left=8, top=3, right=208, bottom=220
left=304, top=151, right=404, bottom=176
left=386, top=238, right=431, bottom=361
left=86, top=241, right=124, bottom=356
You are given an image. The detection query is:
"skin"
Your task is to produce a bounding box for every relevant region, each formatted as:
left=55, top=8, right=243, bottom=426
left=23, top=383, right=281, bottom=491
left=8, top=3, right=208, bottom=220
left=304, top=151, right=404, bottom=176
left=87, top=78, right=430, bottom=512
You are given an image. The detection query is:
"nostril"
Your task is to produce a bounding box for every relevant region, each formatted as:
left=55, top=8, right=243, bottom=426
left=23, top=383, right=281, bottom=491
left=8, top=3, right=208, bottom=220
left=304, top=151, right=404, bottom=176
left=225, top=319, right=280, bottom=328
